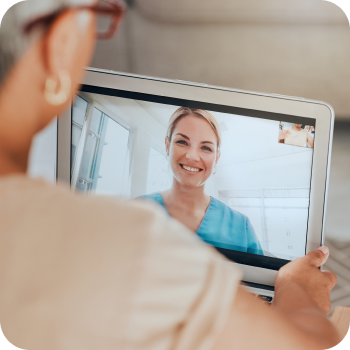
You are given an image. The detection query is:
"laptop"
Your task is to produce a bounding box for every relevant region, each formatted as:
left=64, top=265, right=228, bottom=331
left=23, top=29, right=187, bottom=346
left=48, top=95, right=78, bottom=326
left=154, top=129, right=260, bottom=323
left=57, top=68, right=334, bottom=301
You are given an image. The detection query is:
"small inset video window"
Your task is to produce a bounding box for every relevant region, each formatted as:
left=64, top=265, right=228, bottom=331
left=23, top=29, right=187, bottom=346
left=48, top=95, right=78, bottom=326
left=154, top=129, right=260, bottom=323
left=278, top=122, right=314, bottom=148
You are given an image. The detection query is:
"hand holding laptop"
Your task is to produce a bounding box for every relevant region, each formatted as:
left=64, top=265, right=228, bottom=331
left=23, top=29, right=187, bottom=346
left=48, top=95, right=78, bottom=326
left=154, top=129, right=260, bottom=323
left=274, top=246, right=337, bottom=315
left=213, top=246, right=339, bottom=350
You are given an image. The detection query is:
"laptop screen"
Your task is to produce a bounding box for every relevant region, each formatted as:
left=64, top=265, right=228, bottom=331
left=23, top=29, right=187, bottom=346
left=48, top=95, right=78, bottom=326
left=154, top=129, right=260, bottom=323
left=70, top=85, right=316, bottom=270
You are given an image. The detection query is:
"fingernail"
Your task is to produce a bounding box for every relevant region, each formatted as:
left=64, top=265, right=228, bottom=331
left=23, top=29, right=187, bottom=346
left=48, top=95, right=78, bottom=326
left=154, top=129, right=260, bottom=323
left=318, top=246, right=329, bottom=255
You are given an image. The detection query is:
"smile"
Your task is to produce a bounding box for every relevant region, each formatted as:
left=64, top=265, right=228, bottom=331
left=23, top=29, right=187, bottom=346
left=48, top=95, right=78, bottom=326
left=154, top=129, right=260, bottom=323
left=180, top=164, right=203, bottom=173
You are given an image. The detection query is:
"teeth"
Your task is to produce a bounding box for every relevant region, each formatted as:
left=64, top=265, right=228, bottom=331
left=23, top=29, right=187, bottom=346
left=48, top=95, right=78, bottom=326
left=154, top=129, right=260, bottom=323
left=183, top=165, right=200, bottom=172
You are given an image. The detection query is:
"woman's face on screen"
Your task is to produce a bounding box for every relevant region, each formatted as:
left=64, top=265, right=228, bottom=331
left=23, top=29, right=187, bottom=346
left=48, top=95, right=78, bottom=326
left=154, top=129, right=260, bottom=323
left=166, top=114, right=220, bottom=188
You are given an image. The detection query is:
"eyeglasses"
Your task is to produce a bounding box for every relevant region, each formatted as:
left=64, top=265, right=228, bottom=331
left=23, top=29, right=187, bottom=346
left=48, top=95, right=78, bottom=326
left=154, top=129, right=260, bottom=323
left=24, top=0, right=126, bottom=40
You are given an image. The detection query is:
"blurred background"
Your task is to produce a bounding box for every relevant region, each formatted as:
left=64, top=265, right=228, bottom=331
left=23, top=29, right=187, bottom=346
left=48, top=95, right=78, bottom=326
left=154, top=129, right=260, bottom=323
left=29, top=0, right=350, bottom=313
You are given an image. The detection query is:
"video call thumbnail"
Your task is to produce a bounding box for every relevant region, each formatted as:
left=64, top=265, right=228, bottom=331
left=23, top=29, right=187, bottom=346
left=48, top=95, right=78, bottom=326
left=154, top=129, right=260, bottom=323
left=71, top=91, right=315, bottom=262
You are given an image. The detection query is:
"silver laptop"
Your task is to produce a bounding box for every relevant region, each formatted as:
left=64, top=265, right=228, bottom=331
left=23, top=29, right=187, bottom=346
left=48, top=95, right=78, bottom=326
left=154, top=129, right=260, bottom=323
left=57, top=68, right=334, bottom=301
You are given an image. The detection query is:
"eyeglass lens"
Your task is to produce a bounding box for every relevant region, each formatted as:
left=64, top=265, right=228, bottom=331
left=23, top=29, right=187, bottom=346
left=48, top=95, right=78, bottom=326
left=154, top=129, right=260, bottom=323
left=96, top=13, right=114, bottom=34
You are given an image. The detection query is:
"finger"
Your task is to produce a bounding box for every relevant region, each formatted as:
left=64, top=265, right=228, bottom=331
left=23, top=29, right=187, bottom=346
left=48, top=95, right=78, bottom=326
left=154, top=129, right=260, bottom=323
left=322, top=270, right=338, bottom=289
left=306, top=246, right=329, bottom=267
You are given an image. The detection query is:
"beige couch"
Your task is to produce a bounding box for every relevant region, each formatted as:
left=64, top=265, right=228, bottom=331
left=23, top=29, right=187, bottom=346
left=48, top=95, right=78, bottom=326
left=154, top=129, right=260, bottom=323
left=92, top=0, right=350, bottom=119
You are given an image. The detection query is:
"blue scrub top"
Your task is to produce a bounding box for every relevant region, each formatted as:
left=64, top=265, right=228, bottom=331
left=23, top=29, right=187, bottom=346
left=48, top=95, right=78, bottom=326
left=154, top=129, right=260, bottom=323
left=140, top=193, right=264, bottom=256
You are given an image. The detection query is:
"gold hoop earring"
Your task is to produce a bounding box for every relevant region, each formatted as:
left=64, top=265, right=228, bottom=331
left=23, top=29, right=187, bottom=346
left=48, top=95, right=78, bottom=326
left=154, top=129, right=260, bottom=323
left=44, top=70, right=71, bottom=106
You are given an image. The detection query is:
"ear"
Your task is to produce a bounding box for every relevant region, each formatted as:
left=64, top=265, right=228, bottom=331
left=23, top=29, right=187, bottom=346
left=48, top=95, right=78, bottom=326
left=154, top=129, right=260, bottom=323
left=165, top=136, right=170, bottom=156
left=43, top=10, right=96, bottom=105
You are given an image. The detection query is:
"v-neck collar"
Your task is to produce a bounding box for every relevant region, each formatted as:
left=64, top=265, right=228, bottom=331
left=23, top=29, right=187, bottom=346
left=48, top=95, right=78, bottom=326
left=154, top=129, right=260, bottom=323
left=157, top=193, right=213, bottom=234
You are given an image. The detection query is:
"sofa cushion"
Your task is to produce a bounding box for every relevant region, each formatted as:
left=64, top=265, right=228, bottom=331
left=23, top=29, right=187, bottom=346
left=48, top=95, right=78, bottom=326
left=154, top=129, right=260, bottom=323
left=135, top=0, right=348, bottom=24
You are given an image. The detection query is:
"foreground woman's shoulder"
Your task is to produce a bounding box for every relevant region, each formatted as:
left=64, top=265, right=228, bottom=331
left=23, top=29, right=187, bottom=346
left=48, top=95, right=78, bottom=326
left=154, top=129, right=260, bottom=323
left=0, top=176, right=243, bottom=349
left=0, top=176, right=167, bottom=238
left=0, top=176, right=214, bottom=253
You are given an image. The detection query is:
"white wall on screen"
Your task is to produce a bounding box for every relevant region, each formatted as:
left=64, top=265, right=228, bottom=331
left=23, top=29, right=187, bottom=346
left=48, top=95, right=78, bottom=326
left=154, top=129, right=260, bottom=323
left=146, top=148, right=173, bottom=195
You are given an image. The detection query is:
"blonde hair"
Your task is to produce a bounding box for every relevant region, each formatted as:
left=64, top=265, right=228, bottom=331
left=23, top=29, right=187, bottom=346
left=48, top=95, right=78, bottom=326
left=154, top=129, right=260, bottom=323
left=167, top=107, right=222, bottom=150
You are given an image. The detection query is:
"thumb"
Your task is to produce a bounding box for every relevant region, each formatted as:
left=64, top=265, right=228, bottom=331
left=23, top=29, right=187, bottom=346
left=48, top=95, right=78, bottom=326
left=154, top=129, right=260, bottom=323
left=306, top=246, right=329, bottom=267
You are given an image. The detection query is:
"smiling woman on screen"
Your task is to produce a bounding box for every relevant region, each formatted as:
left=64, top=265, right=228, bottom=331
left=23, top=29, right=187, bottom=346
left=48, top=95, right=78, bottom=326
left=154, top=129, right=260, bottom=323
left=141, top=107, right=264, bottom=256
